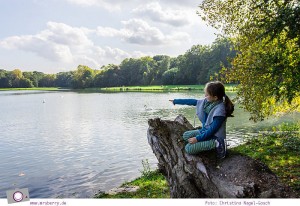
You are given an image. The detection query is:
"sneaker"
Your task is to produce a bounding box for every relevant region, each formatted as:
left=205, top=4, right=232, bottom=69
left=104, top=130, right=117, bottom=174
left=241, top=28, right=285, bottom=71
left=215, top=137, right=226, bottom=159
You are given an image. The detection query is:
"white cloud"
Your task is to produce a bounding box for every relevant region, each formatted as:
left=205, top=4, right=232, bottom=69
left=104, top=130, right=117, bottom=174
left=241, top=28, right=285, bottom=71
left=65, top=0, right=199, bottom=10
left=0, top=34, right=73, bottom=63
left=160, top=0, right=199, bottom=8
left=65, top=0, right=126, bottom=10
left=0, top=21, right=153, bottom=69
left=96, top=27, right=122, bottom=37
left=104, top=46, right=130, bottom=61
left=122, top=19, right=165, bottom=45
left=42, top=22, right=94, bottom=47
left=97, top=19, right=190, bottom=45
left=0, top=22, right=95, bottom=63
left=132, top=2, right=191, bottom=26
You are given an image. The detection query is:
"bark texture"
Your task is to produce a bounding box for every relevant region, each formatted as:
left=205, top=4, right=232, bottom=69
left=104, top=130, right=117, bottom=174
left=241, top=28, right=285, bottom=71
left=147, top=115, right=296, bottom=198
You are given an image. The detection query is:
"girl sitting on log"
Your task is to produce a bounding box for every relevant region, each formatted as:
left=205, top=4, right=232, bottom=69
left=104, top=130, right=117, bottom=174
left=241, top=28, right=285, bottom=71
left=169, top=81, right=234, bottom=159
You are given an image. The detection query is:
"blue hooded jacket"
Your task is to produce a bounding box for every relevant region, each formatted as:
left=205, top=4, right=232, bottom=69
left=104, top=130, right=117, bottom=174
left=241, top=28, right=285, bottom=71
left=173, top=98, right=226, bottom=142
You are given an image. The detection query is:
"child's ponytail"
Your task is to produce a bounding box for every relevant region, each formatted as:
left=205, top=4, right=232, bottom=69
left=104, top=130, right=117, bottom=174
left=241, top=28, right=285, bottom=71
left=224, top=94, right=234, bottom=117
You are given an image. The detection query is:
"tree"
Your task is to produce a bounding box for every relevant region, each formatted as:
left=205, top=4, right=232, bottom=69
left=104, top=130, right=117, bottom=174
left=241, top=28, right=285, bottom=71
left=94, top=64, right=123, bottom=87
left=10, top=69, right=23, bottom=87
left=151, top=55, right=171, bottom=85
left=56, top=71, right=74, bottom=87
left=162, top=68, right=179, bottom=85
left=19, top=78, right=33, bottom=88
left=39, top=74, right=56, bottom=87
left=72, top=65, right=95, bottom=89
left=208, top=37, right=236, bottom=81
left=199, top=0, right=299, bottom=44
left=0, top=69, right=11, bottom=87
left=23, top=71, right=45, bottom=87
left=176, top=45, right=211, bottom=84
left=119, top=57, right=155, bottom=86
left=198, top=0, right=300, bottom=121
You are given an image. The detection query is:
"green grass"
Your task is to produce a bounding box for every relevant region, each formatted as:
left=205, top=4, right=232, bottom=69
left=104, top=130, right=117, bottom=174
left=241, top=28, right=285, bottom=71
left=0, top=85, right=237, bottom=92
left=95, top=122, right=300, bottom=198
left=231, top=122, right=300, bottom=196
left=98, top=84, right=237, bottom=92
left=94, top=169, right=170, bottom=198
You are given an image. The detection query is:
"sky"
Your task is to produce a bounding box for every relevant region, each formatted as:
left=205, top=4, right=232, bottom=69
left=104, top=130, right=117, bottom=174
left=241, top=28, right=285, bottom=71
left=0, top=0, right=217, bottom=74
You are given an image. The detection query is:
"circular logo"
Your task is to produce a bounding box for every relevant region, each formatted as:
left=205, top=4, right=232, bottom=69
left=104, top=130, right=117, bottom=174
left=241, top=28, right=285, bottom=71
left=13, top=191, right=24, bottom=202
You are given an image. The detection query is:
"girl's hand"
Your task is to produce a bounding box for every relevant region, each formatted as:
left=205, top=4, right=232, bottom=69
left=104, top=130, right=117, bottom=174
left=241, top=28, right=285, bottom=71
left=169, top=100, right=174, bottom=104
left=188, top=137, right=198, bottom=144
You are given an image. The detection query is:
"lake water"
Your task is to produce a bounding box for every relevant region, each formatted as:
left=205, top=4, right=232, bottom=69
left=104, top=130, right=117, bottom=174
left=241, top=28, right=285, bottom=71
left=0, top=90, right=298, bottom=198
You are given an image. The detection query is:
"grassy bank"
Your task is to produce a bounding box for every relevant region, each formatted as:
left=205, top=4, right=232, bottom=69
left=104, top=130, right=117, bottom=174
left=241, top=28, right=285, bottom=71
left=95, top=122, right=300, bottom=198
left=97, top=84, right=237, bottom=92
left=95, top=169, right=170, bottom=198
left=231, top=122, right=300, bottom=196
left=0, top=85, right=237, bottom=92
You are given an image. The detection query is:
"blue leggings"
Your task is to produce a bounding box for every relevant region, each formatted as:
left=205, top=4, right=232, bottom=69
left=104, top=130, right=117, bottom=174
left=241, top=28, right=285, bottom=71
left=183, top=130, right=215, bottom=154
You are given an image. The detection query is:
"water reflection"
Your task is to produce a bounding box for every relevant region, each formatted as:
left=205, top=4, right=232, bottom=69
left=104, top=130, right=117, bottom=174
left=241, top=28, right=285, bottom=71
left=0, top=90, right=298, bottom=198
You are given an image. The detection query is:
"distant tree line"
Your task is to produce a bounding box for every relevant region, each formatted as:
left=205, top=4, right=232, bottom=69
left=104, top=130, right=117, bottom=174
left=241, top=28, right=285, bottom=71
left=0, top=37, right=236, bottom=89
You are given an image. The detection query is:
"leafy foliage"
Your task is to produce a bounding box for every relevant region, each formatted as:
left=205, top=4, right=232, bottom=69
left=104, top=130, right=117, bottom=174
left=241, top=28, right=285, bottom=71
left=227, top=34, right=300, bottom=121
left=198, top=0, right=299, bottom=44
left=198, top=0, right=300, bottom=121
left=72, top=65, right=95, bottom=89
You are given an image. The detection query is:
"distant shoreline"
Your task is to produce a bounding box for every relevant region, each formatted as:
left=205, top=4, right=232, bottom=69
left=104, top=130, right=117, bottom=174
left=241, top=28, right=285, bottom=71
left=0, top=84, right=237, bottom=92
left=97, top=84, right=237, bottom=92
left=0, top=87, right=62, bottom=91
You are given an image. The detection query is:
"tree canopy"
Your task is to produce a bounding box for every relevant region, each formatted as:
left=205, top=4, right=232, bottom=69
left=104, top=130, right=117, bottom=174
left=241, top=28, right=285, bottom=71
left=199, top=0, right=300, bottom=121
left=0, top=37, right=236, bottom=90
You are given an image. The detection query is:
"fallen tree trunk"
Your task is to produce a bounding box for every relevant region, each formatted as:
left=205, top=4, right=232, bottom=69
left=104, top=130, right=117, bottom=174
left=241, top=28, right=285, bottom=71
left=147, top=115, right=296, bottom=198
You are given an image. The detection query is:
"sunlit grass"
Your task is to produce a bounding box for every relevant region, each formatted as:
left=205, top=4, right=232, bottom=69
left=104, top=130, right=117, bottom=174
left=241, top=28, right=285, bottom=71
left=231, top=122, right=300, bottom=196
left=0, top=85, right=238, bottom=92
left=98, top=84, right=237, bottom=92
left=0, top=87, right=61, bottom=91
left=94, top=169, right=170, bottom=198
